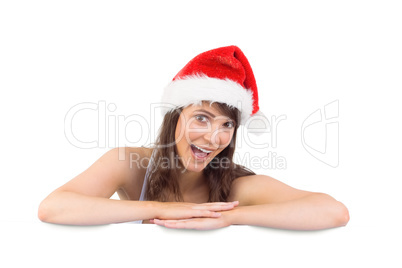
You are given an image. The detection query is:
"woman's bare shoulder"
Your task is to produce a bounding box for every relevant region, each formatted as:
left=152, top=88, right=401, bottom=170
left=107, top=146, right=154, bottom=200
left=112, top=146, right=154, bottom=177
left=113, top=147, right=152, bottom=200
left=112, top=146, right=154, bottom=164
left=228, top=175, right=260, bottom=205
left=229, top=174, right=313, bottom=206
left=139, top=146, right=154, bottom=158
left=48, top=147, right=151, bottom=199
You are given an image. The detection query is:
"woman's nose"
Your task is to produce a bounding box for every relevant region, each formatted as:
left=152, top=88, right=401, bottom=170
left=203, top=125, right=223, bottom=147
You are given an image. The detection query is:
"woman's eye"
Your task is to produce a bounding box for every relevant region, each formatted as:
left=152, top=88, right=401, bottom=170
left=195, top=115, right=234, bottom=128
left=225, top=121, right=234, bottom=128
left=195, top=115, right=207, bottom=122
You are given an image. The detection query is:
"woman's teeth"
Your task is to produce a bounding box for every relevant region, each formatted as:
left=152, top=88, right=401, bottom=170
left=191, top=144, right=210, bottom=160
left=192, top=144, right=212, bottom=153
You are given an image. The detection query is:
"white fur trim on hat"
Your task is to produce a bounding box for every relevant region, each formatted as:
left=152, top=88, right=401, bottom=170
left=160, top=74, right=254, bottom=125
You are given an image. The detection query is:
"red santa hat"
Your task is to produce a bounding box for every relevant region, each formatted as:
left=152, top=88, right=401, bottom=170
left=161, top=45, right=268, bottom=134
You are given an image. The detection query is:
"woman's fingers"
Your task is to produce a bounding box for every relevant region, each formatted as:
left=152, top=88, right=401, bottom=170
left=202, top=201, right=239, bottom=206
left=157, top=201, right=239, bottom=220
left=153, top=217, right=230, bottom=230
left=192, top=201, right=239, bottom=211
left=194, top=210, right=222, bottom=218
left=189, top=201, right=238, bottom=218
left=153, top=219, right=198, bottom=229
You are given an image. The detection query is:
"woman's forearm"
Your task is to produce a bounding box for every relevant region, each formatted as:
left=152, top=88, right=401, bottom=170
left=225, top=193, right=350, bottom=230
left=38, top=191, right=158, bottom=225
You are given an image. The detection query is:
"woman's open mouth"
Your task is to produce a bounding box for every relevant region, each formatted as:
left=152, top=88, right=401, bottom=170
left=190, top=144, right=212, bottom=161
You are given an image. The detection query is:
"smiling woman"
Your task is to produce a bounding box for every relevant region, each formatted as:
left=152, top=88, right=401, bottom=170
left=144, top=100, right=256, bottom=204
left=38, top=46, right=349, bottom=230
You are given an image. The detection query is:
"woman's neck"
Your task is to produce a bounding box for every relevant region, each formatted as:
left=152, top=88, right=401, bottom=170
left=177, top=170, right=207, bottom=196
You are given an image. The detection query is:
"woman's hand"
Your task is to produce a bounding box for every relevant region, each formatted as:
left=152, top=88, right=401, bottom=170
left=151, top=203, right=238, bottom=230
left=155, top=201, right=239, bottom=221
left=151, top=215, right=232, bottom=230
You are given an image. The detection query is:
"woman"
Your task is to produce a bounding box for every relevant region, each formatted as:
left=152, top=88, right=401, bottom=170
left=38, top=46, right=349, bottom=230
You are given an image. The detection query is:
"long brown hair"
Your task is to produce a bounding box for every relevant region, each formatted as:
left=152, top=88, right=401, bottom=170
left=143, top=101, right=255, bottom=202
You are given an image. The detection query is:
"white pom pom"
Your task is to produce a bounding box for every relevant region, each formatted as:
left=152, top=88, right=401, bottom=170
left=245, top=110, right=270, bottom=136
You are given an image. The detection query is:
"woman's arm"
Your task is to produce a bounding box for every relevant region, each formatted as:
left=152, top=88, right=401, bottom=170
left=38, top=191, right=160, bottom=225
left=153, top=175, right=349, bottom=230
left=38, top=147, right=157, bottom=225
left=223, top=193, right=349, bottom=230
left=224, top=175, right=349, bottom=230
left=38, top=191, right=236, bottom=225
left=38, top=147, right=236, bottom=225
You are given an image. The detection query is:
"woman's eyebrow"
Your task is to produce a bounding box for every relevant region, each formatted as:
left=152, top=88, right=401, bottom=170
left=193, top=109, right=217, bottom=118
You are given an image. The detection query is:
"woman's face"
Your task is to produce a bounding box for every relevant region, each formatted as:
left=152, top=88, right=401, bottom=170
left=175, top=102, right=235, bottom=172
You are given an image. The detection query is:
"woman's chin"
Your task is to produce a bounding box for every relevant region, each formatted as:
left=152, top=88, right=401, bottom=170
left=183, top=162, right=207, bottom=173
left=183, top=159, right=209, bottom=173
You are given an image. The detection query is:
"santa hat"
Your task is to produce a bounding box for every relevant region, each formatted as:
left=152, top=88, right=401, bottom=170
left=161, top=45, right=268, bottom=135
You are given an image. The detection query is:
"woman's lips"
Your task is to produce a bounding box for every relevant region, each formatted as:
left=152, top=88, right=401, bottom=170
left=190, top=144, right=211, bottom=161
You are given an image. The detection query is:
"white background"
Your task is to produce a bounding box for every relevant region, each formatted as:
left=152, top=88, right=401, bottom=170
left=1, top=1, right=401, bottom=267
